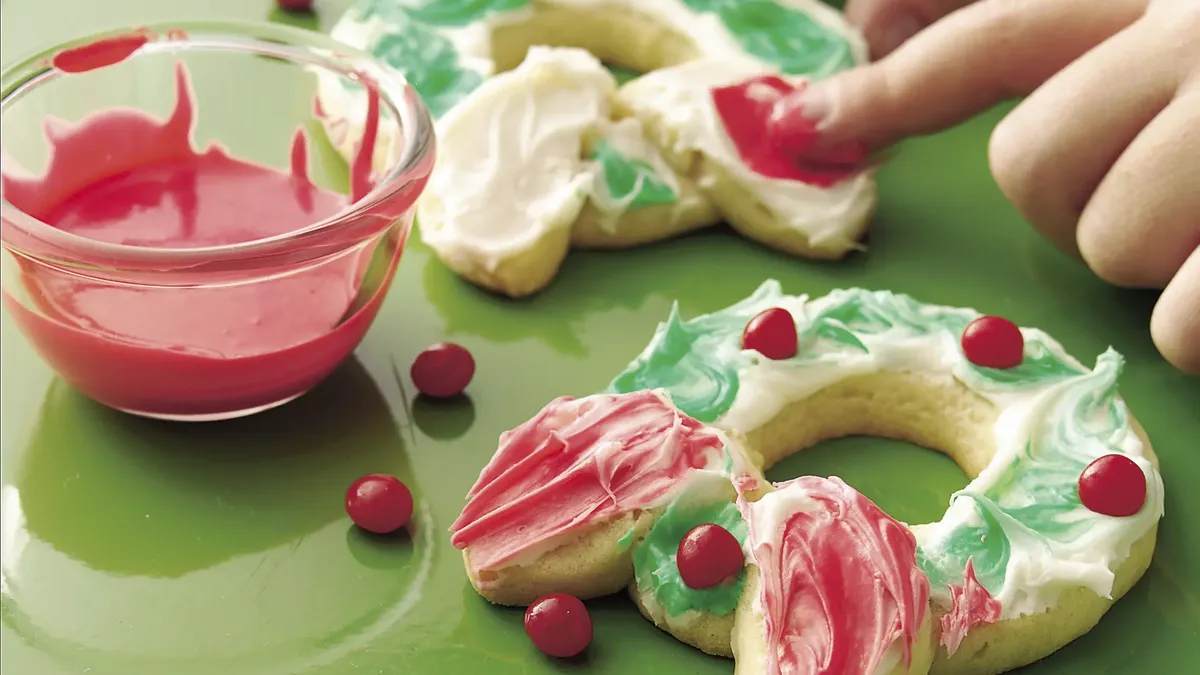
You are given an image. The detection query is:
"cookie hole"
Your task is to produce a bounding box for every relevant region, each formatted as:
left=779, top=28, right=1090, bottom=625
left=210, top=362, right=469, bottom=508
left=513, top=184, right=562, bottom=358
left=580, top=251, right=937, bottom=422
left=755, top=372, right=986, bottom=526
left=766, top=437, right=969, bottom=526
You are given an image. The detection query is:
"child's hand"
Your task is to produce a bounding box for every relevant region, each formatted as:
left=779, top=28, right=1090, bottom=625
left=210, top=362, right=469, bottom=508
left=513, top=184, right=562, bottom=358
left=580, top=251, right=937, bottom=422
left=771, top=0, right=1199, bottom=373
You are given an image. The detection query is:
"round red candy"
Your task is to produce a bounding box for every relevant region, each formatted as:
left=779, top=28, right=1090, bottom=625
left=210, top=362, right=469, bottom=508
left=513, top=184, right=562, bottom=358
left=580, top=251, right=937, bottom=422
left=345, top=474, right=414, bottom=534
left=961, top=316, right=1024, bottom=369
left=677, top=523, right=744, bottom=589
left=743, top=308, right=798, bottom=360
left=276, top=0, right=314, bottom=11
left=1078, top=454, right=1146, bottom=517
left=411, top=342, right=475, bottom=398
left=524, top=594, right=593, bottom=658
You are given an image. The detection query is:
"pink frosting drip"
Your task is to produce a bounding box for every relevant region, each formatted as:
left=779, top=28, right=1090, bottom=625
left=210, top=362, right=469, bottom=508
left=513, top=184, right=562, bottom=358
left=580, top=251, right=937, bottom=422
left=739, top=476, right=930, bottom=675
left=939, top=559, right=1002, bottom=655
left=449, top=390, right=728, bottom=572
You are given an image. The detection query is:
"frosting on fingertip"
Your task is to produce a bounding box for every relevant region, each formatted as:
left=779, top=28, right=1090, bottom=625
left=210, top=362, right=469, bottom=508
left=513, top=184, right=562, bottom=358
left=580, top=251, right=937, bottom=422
left=617, top=59, right=876, bottom=251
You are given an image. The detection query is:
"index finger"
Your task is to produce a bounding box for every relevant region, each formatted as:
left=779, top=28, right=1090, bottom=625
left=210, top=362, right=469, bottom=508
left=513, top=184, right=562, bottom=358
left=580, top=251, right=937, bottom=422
left=770, top=0, right=1148, bottom=152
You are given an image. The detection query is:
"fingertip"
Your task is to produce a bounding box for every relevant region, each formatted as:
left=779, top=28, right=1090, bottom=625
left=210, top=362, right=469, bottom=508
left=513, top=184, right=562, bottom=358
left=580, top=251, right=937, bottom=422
left=772, top=64, right=901, bottom=151
left=1151, top=315, right=1200, bottom=375
left=766, top=78, right=875, bottom=164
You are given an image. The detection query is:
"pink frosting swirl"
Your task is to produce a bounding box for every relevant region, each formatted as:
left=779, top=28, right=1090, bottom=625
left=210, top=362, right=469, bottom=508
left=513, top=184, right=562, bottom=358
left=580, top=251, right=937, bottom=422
left=450, top=390, right=728, bottom=572
left=739, top=476, right=930, bottom=675
left=940, top=559, right=1001, bottom=655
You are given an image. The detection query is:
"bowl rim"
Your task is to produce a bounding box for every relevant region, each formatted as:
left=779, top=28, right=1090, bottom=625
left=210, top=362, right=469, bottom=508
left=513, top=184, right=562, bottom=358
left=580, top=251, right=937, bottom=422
left=0, top=20, right=434, bottom=274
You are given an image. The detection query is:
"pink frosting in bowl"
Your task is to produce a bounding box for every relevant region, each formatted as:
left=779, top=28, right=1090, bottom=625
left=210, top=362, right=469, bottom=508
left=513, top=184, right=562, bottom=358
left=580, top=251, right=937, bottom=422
left=1, top=23, right=434, bottom=420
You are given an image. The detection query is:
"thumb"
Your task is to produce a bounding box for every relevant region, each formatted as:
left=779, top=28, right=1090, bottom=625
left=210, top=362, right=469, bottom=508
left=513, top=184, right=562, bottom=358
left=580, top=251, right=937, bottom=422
left=770, top=0, right=1148, bottom=153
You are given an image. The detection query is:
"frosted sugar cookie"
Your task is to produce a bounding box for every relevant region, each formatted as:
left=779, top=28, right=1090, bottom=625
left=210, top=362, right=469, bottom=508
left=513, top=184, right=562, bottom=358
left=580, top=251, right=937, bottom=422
left=319, top=0, right=873, bottom=296
left=450, top=282, right=1163, bottom=675
left=448, top=389, right=934, bottom=674
left=609, top=281, right=1163, bottom=674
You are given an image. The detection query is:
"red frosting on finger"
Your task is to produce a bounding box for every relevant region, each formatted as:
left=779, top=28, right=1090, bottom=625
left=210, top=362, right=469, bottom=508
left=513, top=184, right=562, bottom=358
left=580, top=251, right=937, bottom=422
left=711, top=76, right=863, bottom=187
left=449, top=390, right=729, bottom=572
left=739, top=476, right=930, bottom=675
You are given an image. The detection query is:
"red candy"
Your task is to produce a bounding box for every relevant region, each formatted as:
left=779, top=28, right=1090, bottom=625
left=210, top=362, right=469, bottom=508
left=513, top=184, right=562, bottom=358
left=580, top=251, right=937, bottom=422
left=411, top=342, right=475, bottom=398
left=524, top=594, right=593, bottom=658
left=743, top=308, right=798, bottom=360
left=677, top=523, right=744, bottom=589
left=961, top=316, right=1024, bottom=369
left=276, top=0, right=314, bottom=11
left=1078, top=455, right=1147, bottom=517
left=345, top=474, right=414, bottom=534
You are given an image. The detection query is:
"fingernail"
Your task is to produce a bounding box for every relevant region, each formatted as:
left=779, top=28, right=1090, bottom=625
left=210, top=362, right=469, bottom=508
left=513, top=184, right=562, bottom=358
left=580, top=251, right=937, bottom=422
left=767, top=83, right=833, bottom=153
left=875, top=12, right=924, bottom=57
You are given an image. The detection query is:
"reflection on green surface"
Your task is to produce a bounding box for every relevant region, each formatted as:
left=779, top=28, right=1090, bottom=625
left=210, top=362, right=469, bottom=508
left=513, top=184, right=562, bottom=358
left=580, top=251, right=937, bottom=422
left=411, top=394, right=476, bottom=440
left=419, top=225, right=853, bottom=358
left=17, top=359, right=410, bottom=577
left=766, top=437, right=969, bottom=527
left=2, top=360, right=434, bottom=675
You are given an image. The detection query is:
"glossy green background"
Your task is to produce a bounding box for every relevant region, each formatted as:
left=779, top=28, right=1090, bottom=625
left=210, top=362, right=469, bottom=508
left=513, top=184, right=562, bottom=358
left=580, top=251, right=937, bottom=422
left=1, top=1, right=1197, bottom=673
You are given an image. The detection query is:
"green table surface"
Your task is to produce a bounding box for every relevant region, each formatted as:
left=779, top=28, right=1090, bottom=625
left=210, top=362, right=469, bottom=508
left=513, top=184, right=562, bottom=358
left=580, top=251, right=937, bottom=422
left=2, top=2, right=1198, bottom=674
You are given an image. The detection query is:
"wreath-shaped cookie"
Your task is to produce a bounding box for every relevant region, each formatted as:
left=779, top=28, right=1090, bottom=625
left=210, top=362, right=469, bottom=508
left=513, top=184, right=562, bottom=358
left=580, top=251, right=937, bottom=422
left=449, top=282, right=1163, bottom=675
left=318, top=0, right=876, bottom=296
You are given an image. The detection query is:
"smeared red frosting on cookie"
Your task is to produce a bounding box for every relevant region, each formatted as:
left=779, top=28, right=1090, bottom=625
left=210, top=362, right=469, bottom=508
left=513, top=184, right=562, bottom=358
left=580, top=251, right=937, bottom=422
left=739, top=476, right=929, bottom=675
left=449, top=390, right=728, bottom=572
left=940, top=559, right=1002, bottom=655
left=710, top=76, right=861, bottom=188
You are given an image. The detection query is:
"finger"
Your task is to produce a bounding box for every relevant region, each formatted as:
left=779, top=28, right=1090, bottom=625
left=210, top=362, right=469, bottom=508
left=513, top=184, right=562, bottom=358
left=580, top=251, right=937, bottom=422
left=844, top=0, right=978, bottom=58
left=769, top=0, right=1148, bottom=152
left=1151, top=246, right=1200, bottom=375
left=988, top=18, right=1180, bottom=261
left=1073, top=91, right=1200, bottom=288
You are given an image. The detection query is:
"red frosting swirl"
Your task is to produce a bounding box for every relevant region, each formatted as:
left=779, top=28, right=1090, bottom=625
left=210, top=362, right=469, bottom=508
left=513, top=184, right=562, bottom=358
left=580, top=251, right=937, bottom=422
left=739, top=476, right=930, bottom=675
left=939, top=559, right=1002, bottom=655
left=449, top=390, right=728, bottom=572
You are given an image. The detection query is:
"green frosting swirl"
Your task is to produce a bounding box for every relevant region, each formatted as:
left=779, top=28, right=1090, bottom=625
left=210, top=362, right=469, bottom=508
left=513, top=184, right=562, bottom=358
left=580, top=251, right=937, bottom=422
left=349, top=0, right=533, bottom=118
left=608, top=304, right=742, bottom=422
left=591, top=140, right=678, bottom=210
left=682, top=0, right=856, bottom=77
left=632, top=499, right=748, bottom=617
left=402, top=0, right=531, bottom=26
left=919, top=349, right=1133, bottom=592
left=609, top=282, right=1086, bottom=423
left=357, top=0, right=529, bottom=25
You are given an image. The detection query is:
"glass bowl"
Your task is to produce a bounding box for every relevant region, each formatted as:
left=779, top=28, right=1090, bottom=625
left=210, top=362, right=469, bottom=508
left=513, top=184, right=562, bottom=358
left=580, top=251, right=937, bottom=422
left=1, top=21, right=434, bottom=421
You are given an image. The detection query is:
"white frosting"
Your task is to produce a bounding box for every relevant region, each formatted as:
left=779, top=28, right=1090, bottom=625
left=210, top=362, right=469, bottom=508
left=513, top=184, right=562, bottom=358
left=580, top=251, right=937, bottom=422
left=584, top=117, right=714, bottom=235
left=616, top=58, right=876, bottom=251
left=621, top=281, right=1166, bottom=622
left=319, top=0, right=872, bottom=275
left=418, top=47, right=613, bottom=267
left=550, top=0, right=867, bottom=75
